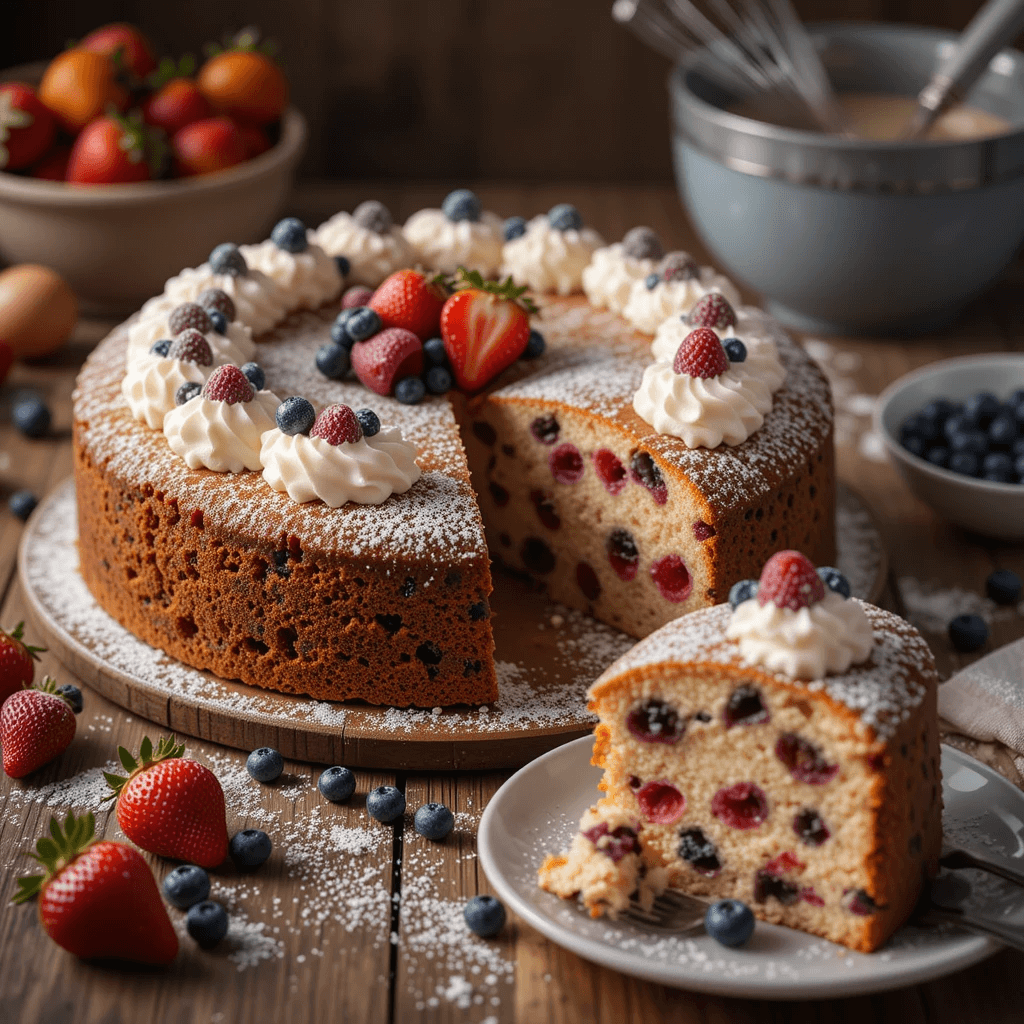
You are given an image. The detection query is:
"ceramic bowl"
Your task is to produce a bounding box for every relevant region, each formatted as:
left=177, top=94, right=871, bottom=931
left=0, top=64, right=306, bottom=315
left=875, top=354, right=1024, bottom=540
left=670, top=23, right=1024, bottom=336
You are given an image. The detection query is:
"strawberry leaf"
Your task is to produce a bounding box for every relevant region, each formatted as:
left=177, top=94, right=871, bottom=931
left=12, top=874, right=45, bottom=904
left=450, top=267, right=538, bottom=315
left=118, top=746, right=138, bottom=773
left=35, top=838, right=58, bottom=863
left=15, top=813, right=95, bottom=902
left=139, top=736, right=153, bottom=763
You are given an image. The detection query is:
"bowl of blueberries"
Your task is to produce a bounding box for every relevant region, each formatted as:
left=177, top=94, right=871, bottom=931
left=875, top=354, right=1024, bottom=540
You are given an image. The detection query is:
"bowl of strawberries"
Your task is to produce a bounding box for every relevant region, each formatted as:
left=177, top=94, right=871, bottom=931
left=0, top=24, right=306, bottom=314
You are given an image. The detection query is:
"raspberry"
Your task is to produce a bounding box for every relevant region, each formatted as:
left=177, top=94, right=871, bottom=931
left=580, top=822, right=638, bottom=863
left=310, top=404, right=363, bottom=446
left=757, top=550, right=825, bottom=610
left=687, top=293, right=737, bottom=330
left=630, top=451, right=667, bottom=504
left=168, top=329, right=213, bottom=367
left=593, top=449, right=627, bottom=494
left=607, top=528, right=639, bottom=581
left=342, top=286, right=374, bottom=309
left=753, top=871, right=799, bottom=906
left=793, top=808, right=830, bottom=846
left=673, top=327, right=728, bottom=379
left=575, top=561, right=601, bottom=601
left=711, top=782, right=769, bottom=830
left=763, top=851, right=804, bottom=876
left=530, top=414, right=560, bottom=445
left=202, top=365, right=254, bottom=404
left=775, top=733, right=839, bottom=785
left=650, top=554, right=691, bottom=603
left=635, top=781, right=686, bottom=825
left=197, top=288, right=236, bottom=321
left=169, top=302, right=212, bottom=336
left=723, top=685, right=769, bottom=727
left=529, top=489, right=560, bottom=531
left=549, top=443, right=584, bottom=484
left=659, top=251, right=698, bottom=282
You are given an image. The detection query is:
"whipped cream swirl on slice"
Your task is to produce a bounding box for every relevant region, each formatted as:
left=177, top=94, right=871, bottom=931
left=633, top=331, right=785, bottom=448
left=582, top=243, right=659, bottom=313
left=312, top=213, right=416, bottom=287
left=403, top=208, right=504, bottom=276
left=623, top=270, right=741, bottom=335
left=126, top=316, right=256, bottom=368
left=140, top=265, right=290, bottom=336
left=239, top=239, right=342, bottom=311
left=260, top=426, right=421, bottom=507
left=121, top=353, right=209, bottom=430
left=726, top=593, right=875, bottom=680
left=501, top=216, right=604, bottom=295
left=164, top=390, right=280, bottom=473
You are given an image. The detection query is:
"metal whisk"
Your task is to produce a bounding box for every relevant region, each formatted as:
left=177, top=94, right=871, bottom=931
left=612, top=0, right=848, bottom=134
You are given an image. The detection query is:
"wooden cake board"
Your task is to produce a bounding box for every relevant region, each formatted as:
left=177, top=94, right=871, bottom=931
left=19, top=478, right=886, bottom=771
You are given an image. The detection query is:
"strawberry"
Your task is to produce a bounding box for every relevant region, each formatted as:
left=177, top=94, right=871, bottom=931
left=103, top=735, right=229, bottom=868
left=350, top=327, right=423, bottom=396
left=66, top=113, right=151, bottom=185
left=79, top=23, right=158, bottom=81
left=368, top=269, right=448, bottom=341
left=144, top=78, right=212, bottom=137
left=172, top=117, right=247, bottom=177
left=757, top=551, right=825, bottom=611
left=673, top=327, right=728, bottom=379
left=198, top=30, right=288, bottom=127
left=1, top=677, right=76, bottom=779
left=0, top=622, right=45, bottom=705
left=0, top=83, right=56, bottom=171
left=167, top=329, right=213, bottom=367
left=202, top=364, right=254, bottom=403
left=30, top=145, right=71, bottom=181
left=311, top=404, right=363, bottom=445
left=440, top=270, right=536, bottom=392
left=238, top=124, right=271, bottom=159
left=687, top=293, right=737, bottom=331
left=13, top=811, right=178, bottom=965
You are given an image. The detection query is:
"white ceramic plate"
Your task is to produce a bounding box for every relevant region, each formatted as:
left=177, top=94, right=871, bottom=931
left=478, top=738, right=1020, bottom=1000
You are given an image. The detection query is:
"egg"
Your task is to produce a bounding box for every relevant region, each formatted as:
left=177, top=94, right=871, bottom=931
left=0, top=264, right=77, bottom=358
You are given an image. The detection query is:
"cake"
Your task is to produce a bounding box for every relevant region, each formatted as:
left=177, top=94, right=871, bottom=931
left=538, top=552, right=942, bottom=953
left=72, top=194, right=836, bottom=708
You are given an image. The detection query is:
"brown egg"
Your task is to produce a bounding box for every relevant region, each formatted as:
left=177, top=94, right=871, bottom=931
left=0, top=264, right=77, bottom=358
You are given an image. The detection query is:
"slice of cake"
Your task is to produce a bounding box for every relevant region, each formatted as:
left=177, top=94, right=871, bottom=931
left=539, top=552, right=941, bottom=953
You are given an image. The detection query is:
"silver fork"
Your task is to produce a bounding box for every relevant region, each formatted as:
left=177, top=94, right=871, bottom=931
left=624, top=889, right=708, bottom=932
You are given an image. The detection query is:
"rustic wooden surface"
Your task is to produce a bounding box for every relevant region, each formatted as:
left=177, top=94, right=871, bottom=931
left=2, top=183, right=1024, bottom=1023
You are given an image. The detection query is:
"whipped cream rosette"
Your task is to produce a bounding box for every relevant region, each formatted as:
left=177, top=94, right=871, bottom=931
left=725, top=552, right=874, bottom=680
left=121, top=328, right=216, bottom=429
left=501, top=205, right=604, bottom=295
left=164, top=364, right=280, bottom=473
left=404, top=189, right=503, bottom=276
left=313, top=200, right=417, bottom=287
left=239, top=239, right=342, bottom=312
left=126, top=299, right=256, bottom=368
left=622, top=250, right=741, bottom=334
left=633, top=307, right=785, bottom=448
left=582, top=226, right=665, bottom=313
left=260, top=402, right=421, bottom=507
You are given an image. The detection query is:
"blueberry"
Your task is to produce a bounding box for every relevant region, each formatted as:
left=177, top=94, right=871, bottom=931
left=246, top=746, right=283, bottom=783
left=425, top=366, right=453, bottom=395
left=355, top=408, right=380, bottom=438
left=949, top=613, right=988, bottom=653
left=982, top=451, right=1014, bottom=479
left=523, top=329, right=546, bottom=360
left=704, top=899, right=755, bottom=948
left=1013, top=438, right=1024, bottom=460
left=1016, top=453, right=1024, bottom=480
left=55, top=682, right=82, bottom=713
left=986, top=569, right=1022, bottom=605
left=989, top=414, right=1018, bottom=448
left=503, top=215, right=527, bottom=241
left=318, top=765, right=356, bottom=803
left=335, top=255, right=351, bottom=277
left=728, top=579, right=758, bottom=609
left=353, top=200, right=392, bottom=234
left=644, top=273, right=660, bottom=291
left=240, top=362, right=265, bottom=391
left=925, top=446, right=949, bottom=468
left=817, top=566, right=851, bottom=598
left=948, top=451, right=980, bottom=476
left=463, top=894, right=506, bottom=937
left=8, top=489, right=37, bottom=521
left=271, top=216, right=308, bottom=253
left=276, top=396, right=317, bottom=436
left=949, top=431, right=987, bottom=456
left=331, top=309, right=357, bottom=349
left=423, top=337, right=448, bottom=367
left=622, top=226, right=664, bottom=261
left=964, top=391, right=1000, bottom=427
left=150, top=338, right=172, bottom=357
left=723, top=338, right=747, bottom=363
left=1010, top=388, right=1024, bottom=409
left=547, top=203, right=583, bottom=232
left=922, top=398, right=956, bottom=422
left=13, top=395, right=50, bottom=438
left=441, top=189, right=482, bottom=223
left=903, top=435, right=926, bottom=457
left=163, top=864, right=210, bottom=910
left=187, top=900, right=229, bottom=948
left=395, top=376, right=426, bottom=405
left=175, top=382, right=202, bottom=406
left=209, top=243, right=247, bottom=277
left=207, top=309, right=228, bottom=335
left=345, top=306, right=382, bottom=343
left=229, top=828, right=272, bottom=870
left=316, top=343, right=350, bottom=380
left=366, top=785, right=405, bottom=823
left=943, top=413, right=969, bottom=440
left=414, top=802, right=455, bottom=841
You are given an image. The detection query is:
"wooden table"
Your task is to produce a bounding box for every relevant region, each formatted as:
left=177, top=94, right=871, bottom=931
left=2, top=183, right=1023, bottom=1024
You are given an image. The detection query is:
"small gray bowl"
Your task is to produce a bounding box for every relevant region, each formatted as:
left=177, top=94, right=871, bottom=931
left=670, top=23, right=1024, bottom=336
left=875, top=354, right=1024, bottom=540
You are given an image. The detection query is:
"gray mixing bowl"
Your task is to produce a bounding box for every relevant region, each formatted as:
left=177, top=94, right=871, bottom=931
left=670, top=23, right=1024, bottom=335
